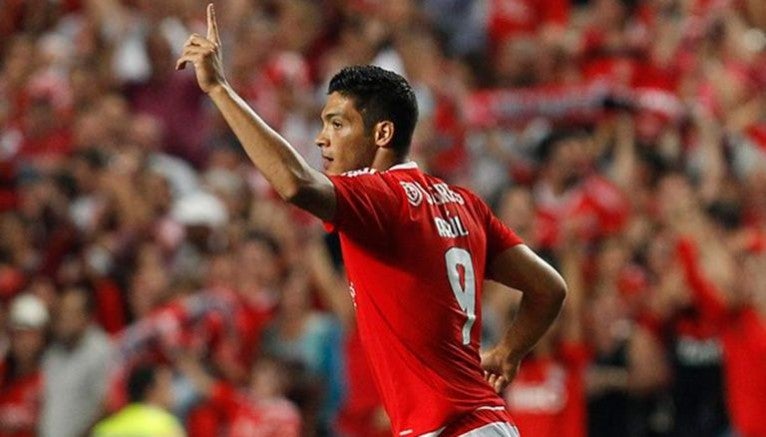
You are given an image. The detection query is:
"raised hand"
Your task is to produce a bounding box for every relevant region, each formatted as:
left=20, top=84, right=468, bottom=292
left=175, top=3, right=228, bottom=94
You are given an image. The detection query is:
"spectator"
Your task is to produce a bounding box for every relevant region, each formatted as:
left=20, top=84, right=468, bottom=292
left=1, top=0, right=766, bottom=435
left=0, top=294, right=48, bottom=437
left=92, top=362, right=184, bottom=437
left=40, top=287, right=112, bottom=437
left=585, top=238, right=670, bottom=437
left=178, top=353, right=301, bottom=437
left=261, top=268, right=345, bottom=435
left=501, top=229, right=588, bottom=437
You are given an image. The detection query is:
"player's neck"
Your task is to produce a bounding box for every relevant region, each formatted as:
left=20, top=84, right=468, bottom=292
left=370, top=147, right=407, bottom=172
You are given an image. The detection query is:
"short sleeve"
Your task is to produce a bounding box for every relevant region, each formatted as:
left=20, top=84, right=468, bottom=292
left=324, top=172, right=401, bottom=242
left=481, top=199, right=523, bottom=261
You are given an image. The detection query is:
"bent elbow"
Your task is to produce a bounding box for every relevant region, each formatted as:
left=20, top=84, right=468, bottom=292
left=529, top=278, right=566, bottom=322
left=278, top=182, right=302, bottom=203
left=278, top=170, right=314, bottom=204
left=549, top=274, right=568, bottom=309
left=279, top=175, right=334, bottom=222
left=525, top=271, right=567, bottom=314
left=281, top=180, right=318, bottom=207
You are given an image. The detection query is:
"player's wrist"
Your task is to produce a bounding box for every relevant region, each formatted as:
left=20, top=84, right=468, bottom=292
left=207, top=80, right=230, bottom=98
left=496, top=342, right=526, bottom=364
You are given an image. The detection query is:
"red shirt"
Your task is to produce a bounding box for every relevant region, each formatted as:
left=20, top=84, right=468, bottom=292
left=677, top=238, right=766, bottom=437
left=208, top=383, right=301, bottom=437
left=325, top=162, right=523, bottom=436
left=488, top=0, right=570, bottom=42
left=535, top=175, right=630, bottom=248
left=18, top=127, right=72, bottom=160
left=503, top=343, right=588, bottom=437
left=722, top=309, right=766, bottom=437
left=0, top=368, right=42, bottom=437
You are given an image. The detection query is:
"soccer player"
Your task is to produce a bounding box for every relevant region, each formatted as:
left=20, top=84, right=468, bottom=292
left=176, top=5, right=566, bottom=436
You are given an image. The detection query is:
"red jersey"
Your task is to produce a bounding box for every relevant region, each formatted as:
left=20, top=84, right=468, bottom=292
left=0, top=369, right=42, bottom=437
left=677, top=238, right=766, bottom=437
left=722, top=309, right=766, bottom=437
left=503, top=343, right=588, bottom=437
left=325, top=162, right=523, bottom=436
left=208, top=382, right=301, bottom=437
left=488, top=0, right=570, bottom=42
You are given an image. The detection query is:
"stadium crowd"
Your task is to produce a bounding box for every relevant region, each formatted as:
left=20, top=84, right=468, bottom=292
left=1, top=0, right=765, bottom=436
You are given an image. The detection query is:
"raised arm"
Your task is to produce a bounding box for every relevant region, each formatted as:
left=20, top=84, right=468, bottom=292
left=176, top=4, right=335, bottom=221
left=481, top=245, right=567, bottom=392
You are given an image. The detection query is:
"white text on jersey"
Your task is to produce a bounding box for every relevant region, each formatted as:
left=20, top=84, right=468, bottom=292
left=400, top=181, right=465, bottom=206
left=434, top=215, right=469, bottom=238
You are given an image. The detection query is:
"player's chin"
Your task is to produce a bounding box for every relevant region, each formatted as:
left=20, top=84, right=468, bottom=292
left=322, top=158, right=342, bottom=176
left=324, top=160, right=348, bottom=176
left=322, top=159, right=335, bottom=175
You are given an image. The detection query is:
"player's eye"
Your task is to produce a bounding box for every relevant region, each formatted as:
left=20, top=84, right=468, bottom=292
left=332, top=121, right=342, bottom=129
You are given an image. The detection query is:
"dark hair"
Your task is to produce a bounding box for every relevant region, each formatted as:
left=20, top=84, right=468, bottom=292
left=127, top=363, right=158, bottom=403
left=244, top=230, right=281, bottom=257
left=328, top=65, right=419, bottom=157
left=62, top=286, right=96, bottom=316
left=536, top=129, right=591, bottom=162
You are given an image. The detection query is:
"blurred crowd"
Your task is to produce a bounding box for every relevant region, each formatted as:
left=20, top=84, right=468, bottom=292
left=1, top=0, right=766, bottom=436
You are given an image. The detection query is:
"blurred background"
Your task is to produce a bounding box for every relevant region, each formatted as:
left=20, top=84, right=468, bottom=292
left=1, top=0, right=765, bottom=436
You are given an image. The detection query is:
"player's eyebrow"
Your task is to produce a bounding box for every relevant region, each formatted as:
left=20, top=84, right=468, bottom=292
left=322, top=112, right=344, bottom=121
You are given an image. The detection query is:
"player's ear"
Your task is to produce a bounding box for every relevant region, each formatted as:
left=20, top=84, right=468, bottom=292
left=373, top=121, right=395, bottom=149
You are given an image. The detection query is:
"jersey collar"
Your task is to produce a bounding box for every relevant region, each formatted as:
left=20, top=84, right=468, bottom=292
left=387, top=161, right=419, bottom=171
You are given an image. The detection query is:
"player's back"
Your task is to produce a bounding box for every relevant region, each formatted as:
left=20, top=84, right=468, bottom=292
left=326, top=162, right=522, bottom=436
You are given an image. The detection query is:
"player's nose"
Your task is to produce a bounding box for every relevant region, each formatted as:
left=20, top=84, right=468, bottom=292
left=315, top=130, right=329, bottom=149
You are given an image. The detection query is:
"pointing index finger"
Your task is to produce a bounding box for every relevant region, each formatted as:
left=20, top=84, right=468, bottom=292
left=207, top=3, right=221, bottom=45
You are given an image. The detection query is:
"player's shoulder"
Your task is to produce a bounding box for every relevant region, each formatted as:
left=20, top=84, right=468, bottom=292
left=424, top=175, right=487, bottom=209
left=447, top=183, right=484, bottom=204
left=333, top=166, right=406, bottom=198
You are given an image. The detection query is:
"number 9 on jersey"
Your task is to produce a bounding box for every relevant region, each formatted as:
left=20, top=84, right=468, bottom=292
left=445, top=247, right=477, bottom=346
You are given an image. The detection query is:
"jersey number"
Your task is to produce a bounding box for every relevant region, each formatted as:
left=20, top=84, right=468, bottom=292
left=445, top=247, right=476, bottom=345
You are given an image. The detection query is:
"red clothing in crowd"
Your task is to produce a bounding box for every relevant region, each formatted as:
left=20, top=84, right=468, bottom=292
left=17, top=127, right=72, bottom=160
left=428, top=95, right=468, bottom=179
left=127, top=74, right=208, bottom=165
left=109, top=289, right=273, bottom=409
left=503, top=342, right=589, bottom=437
left=722, top=309, right=766, bottom=437
left=488, top=0, right=570, bottom=42
left=190, top=382, right=300, bottom=437
left=93, top=279, right=127, bottom=336
left=536, top=175, right=630, bottom=248
left=677, top=238, right=766, bottom=437
left=325, top=162, right=522, bottom=436
left=0, top=364, right=42, bottom=437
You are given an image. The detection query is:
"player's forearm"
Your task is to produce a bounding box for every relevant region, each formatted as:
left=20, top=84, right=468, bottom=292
left=489, top=246, right=566, bottom=361
left=208, top=84, right=322, bottom=202
left=499, top=287, right=565, bottom=360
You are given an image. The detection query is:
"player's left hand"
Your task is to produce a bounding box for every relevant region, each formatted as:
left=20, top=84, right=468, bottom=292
left=480, top=347, right=521, bottom=393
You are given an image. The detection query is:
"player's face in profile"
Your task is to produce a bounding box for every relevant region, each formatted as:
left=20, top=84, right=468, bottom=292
left=316, top=92, right=377, bottom=175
